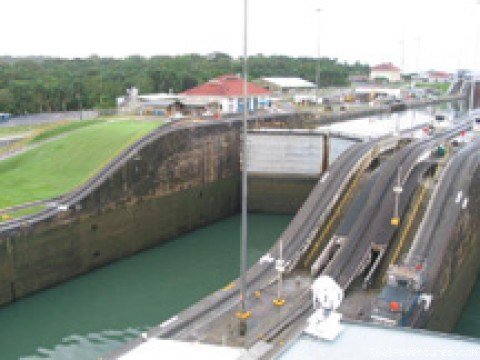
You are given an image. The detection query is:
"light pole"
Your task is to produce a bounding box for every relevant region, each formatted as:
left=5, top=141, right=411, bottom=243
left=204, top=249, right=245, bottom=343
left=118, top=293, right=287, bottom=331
left=470, top=75, right=476, bottom=112
left=315, top=8, right=322, bottom=107
left=259, top=238, right=286, bottom=306
left=470, top=0, right=480, bottom=112
left=273, top=238, right=286, bottom=307
left=236, top=0, right=251, bottom=331
left=391, top=166, right=402, bottom=227
left=399, top=38, right=405, bottom=74
left=415, top=37, right=421, bottom=73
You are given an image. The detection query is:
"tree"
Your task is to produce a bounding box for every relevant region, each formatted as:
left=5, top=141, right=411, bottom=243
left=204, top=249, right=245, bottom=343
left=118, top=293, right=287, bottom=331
left=0, top=55, right=369, bottom=114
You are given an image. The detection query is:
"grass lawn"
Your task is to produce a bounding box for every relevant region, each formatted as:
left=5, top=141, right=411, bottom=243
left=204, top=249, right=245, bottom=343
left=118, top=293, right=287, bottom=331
left=416, top=82, right=450, bottom=93
left=0, top=205, right=46, bottom=222
left=0, top=120, right=162, bottom=209
left=0, top=125, right=37, bottom=137
left=30, top=119, right=104, bottom=143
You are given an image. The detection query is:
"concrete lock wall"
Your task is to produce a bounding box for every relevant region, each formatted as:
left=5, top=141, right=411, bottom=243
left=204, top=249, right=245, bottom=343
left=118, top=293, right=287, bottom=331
left=425, top=165, right=480, bottom=332
left=0, top=123, right=242, bottom=306
left=248, top=176, right=317, bottom=214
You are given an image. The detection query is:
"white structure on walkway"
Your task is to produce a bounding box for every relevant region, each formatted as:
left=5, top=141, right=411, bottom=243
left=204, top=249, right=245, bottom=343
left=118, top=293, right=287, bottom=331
left=370, top=63, right=401, bottom=82
left=257, top=77, right=316, bottom=95
left=304, top=276, right=344, bottom=341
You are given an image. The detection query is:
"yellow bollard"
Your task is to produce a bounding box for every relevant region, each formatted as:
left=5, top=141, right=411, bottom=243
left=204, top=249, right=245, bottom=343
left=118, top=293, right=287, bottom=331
left=273, top=298, right=286, bottom=307
left=235, top=311, right=252, bottom=320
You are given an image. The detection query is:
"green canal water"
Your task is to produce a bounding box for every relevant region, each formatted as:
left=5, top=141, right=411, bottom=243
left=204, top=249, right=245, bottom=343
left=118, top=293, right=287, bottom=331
left=0, top=213, right=292, bottom=360
left=455, top=277, right=480, bottom=338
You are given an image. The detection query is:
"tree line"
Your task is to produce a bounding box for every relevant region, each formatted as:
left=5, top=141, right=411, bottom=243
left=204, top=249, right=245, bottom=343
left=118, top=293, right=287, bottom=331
left=0, top=54, right=369, bottom=114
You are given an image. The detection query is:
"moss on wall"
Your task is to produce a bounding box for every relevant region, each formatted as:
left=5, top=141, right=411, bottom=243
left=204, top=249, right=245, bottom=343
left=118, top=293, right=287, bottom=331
left=0, top=113, right=324, bottom=306
left=0, top=123, right=241, bottom=306
left=248, top=176, right=317, bottom=215
left=425, top=166, right=480, bottom=332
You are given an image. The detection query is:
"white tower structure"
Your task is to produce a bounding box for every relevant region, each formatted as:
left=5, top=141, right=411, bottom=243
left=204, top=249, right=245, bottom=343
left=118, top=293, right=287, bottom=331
left=304, top=276, right=344, bottom=341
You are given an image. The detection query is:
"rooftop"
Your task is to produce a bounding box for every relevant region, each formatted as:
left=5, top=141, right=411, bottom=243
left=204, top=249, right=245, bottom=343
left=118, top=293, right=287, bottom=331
left=427, top=71, right=451, bottom=78
left=277, top=322, right=480, bottom=360
left=371, top=63, right=401, bottom=72
left=182, top=74, right=270, bottom=97
left=118, top=339, right=244, bottom=360
left=261, top=77, right=316, bottom=89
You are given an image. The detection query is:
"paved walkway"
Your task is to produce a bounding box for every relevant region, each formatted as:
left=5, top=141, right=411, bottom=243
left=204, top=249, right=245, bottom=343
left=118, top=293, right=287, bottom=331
left=177, top=272, right=312, bottom=348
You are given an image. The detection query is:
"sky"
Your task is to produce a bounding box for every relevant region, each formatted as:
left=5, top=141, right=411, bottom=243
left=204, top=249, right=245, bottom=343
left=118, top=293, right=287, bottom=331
left=2, top=0, right=480, bottom=72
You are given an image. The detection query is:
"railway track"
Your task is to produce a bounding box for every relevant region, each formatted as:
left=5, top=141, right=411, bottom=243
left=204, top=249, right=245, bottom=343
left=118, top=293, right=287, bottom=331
left=322, top=118, right=473, bottom=290
left=107, top=139, right=379, bottom=357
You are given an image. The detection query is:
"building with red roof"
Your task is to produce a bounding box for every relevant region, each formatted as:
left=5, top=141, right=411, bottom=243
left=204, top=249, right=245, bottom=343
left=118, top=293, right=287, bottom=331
left=426, top=71, right=452, bottom=83
left=181, top=74, right=271, bottom=114
left=370, top=63, right=402, bottom=83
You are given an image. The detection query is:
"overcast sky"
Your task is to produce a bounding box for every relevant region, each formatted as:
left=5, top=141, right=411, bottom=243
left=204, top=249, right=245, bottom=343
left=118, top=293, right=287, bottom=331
left=2, top=0, right=480, bottom=72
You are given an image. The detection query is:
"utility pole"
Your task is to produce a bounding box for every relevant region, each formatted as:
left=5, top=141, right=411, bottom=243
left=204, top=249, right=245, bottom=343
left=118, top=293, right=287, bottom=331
left=236, top=0, right=251, bottom=334
left=392, top=166, right=402, bottom=227
left=415, top=37, right=421, bottom=73
left=273, top=238, right=286, bottom=307
left=470, top=77, right=476, bottom=112
left=315, top=8, right=322, bottom=107
left=400, top=39, right=405, bottom=73
left=471, top=1, right=480, bottom=112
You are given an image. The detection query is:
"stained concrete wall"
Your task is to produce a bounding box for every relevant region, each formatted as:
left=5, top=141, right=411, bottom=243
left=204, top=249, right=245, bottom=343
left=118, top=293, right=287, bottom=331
left=247, top=134, right=325, bottom=176
left=0, top=123, right=241, bottom=306
left=248, top=176, right=318, bottom=215
left=425, top=165, right=480, bottom=332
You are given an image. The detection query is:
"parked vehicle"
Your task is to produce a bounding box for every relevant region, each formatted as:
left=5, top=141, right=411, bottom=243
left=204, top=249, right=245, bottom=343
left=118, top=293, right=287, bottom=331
left=0, top=113, right=11, bottom=122
left=473, top=117, right=480, bottom=132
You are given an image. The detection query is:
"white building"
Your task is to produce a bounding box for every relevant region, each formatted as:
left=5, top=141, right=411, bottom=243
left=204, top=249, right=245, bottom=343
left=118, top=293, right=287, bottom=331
left=181, top=74, right=271, bottom=114
left=116, top=87, right=180, bottom=115
left=426, top=71, right=452, bottom=83
left=370, top=63, right=402, bottom=83
left=256, top=77, right=316, bottom=95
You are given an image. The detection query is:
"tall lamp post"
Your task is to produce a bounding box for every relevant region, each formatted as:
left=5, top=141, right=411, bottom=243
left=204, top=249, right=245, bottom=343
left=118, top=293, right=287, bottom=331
left=236, top=0, right=251, bottom=333
left=415, top=37, right=421, bottom=74
left=391, top=167, right=403, bottom=227
left=470, top=75, right=476, bottom=112
left=470, top=0, right=480, bottom=112
left=315, top=8, right=322, bottom=107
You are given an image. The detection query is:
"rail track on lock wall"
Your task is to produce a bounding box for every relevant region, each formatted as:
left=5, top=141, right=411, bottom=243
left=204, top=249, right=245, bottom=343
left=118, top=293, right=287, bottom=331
left=108, top=139, right=382, bottom=353
left=321, top=118, right=473, bottom=291
left=127, top=116, right=474, bottom=351
left=0, top=114, right=294, bottom=233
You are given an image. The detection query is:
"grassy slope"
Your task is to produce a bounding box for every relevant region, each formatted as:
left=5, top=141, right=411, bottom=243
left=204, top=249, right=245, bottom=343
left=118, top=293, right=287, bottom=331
left=416, top=82, right=450, bottom=93
left=30, top=120, right=104, bottom=143
left=0, top=125, right=37, bottom=137
left=0, top=205, right=46, bottom=222
left=0, top=120, right=161, bottom=209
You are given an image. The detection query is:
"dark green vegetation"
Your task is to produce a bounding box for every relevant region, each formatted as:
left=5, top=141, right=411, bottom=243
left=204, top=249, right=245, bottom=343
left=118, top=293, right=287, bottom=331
left=416, top=82, right=450, bottom=93
left=0, top=54, right=369, bottom=114
left=248, top=177, right=318, bottom=214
